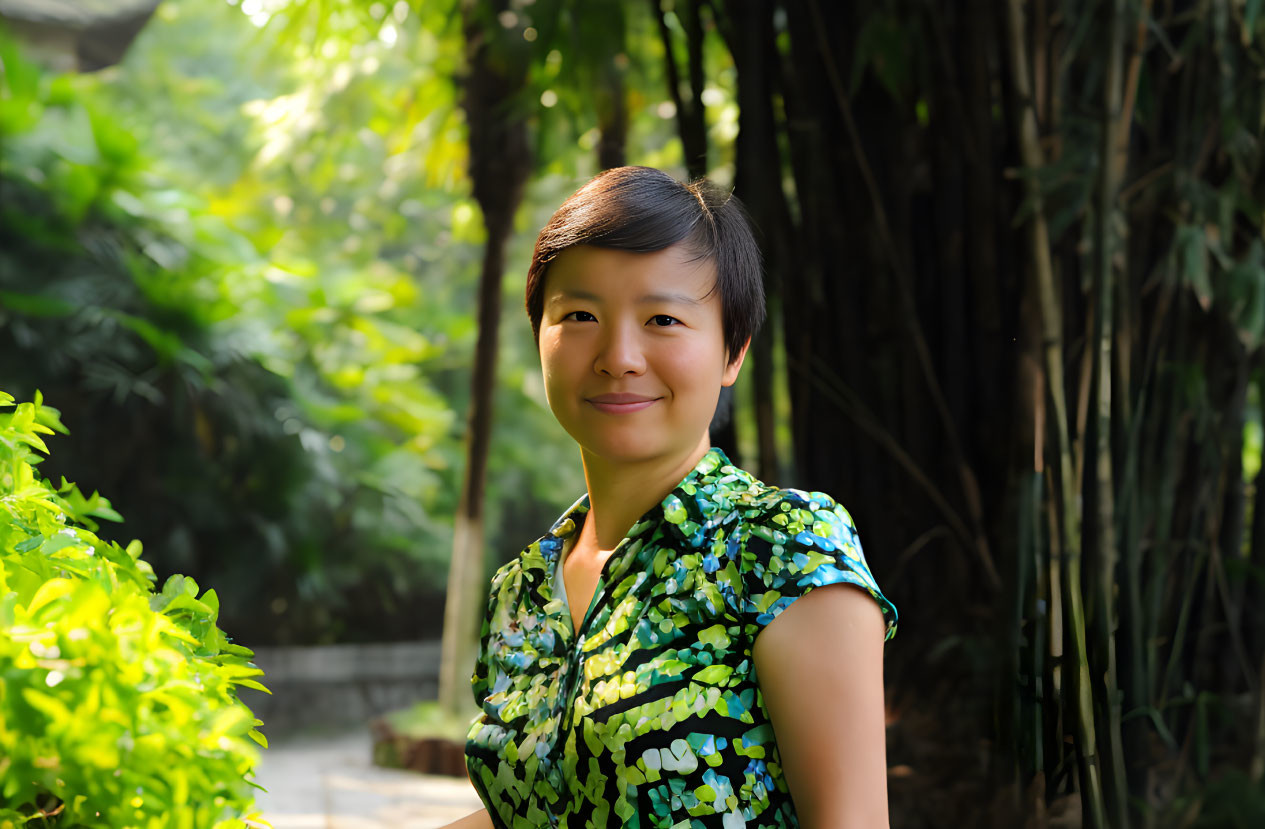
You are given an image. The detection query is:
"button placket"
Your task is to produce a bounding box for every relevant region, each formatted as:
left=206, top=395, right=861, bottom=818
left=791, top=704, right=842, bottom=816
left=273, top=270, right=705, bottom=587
left=544, top=523, right=649, bottom=821
left=544, top=606, right=589, bottom=823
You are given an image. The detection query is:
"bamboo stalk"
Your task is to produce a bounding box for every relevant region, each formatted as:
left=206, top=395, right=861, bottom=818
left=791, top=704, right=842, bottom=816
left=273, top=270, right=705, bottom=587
left=1017, top=467, right=1049, bottom=782
left=1253, top=658, right=1265, bottom=783
left=1073, top=303, right=1095, bottom=496
left=1159, top=534, right=1210, bottom=710
left=1114, top=0, right=1158, bottom=807
left=1045, top=463, right=1066, bottom=755
left=1029, top=471, right=1047, bottom=777
left=1208, top=354, right=1258, bottom=692
left=1004, top=0, right=1108, bottom=824
left=1118, top=371, right=1151, bottom=816
left=1092, top=1, right=1128, bottom=823
left=1146, top=301, right=1187, bottom=709
left=1019, top=237, right=1052, bottom=785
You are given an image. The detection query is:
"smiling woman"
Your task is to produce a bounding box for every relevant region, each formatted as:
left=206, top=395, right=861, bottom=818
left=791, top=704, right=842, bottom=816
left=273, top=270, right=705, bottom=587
left=444, top=167, right=898, bottom=829
left=539, top=244, right=742, bottom=471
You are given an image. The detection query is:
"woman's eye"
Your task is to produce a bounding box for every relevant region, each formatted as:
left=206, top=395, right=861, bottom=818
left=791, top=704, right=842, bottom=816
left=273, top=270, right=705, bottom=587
left=650, top=314, right=680, bottom=327
left=564, top=311, right=596, bottom=322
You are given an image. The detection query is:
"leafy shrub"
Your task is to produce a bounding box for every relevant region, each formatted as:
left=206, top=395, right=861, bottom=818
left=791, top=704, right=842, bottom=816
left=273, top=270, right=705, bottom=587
left=0, top=390, right=267, bottom=827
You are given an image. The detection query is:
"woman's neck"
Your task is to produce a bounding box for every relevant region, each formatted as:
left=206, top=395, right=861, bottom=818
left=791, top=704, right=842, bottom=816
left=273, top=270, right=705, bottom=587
left=577, top=434, right=712, bottom=552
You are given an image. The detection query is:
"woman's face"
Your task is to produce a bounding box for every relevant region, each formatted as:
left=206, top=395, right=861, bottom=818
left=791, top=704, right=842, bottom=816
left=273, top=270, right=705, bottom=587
left=537, top=243, right=746, bottom=467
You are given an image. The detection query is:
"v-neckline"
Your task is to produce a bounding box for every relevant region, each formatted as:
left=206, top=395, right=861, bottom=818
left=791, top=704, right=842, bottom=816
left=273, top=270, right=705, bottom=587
left=538, top=447, right=733, bottom=638
left=559, top=519, right=618, bottom=636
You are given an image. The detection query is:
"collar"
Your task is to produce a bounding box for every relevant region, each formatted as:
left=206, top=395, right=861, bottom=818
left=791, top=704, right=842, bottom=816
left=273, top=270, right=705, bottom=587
left=520, top=447, right=743, bottom=604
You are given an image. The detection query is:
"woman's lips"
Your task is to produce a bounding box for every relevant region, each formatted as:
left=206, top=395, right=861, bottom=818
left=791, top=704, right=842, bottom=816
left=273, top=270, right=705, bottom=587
left=586, top=393, right=660, bottom=414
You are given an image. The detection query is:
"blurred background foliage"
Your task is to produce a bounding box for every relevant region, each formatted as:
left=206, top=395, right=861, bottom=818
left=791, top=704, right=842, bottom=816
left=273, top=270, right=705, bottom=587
left=0, top=0, right=614, bottom=645
left=4, top=0, right=1265, bottom=826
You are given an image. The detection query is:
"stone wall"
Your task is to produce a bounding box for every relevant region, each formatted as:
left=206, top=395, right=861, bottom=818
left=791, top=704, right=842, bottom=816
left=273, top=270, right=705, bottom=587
left=239, top=640, right=442, bottom=736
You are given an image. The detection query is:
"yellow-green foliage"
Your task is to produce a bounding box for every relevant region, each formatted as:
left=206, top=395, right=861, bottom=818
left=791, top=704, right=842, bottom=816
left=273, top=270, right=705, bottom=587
left=0, top=390, right=267, bottom=827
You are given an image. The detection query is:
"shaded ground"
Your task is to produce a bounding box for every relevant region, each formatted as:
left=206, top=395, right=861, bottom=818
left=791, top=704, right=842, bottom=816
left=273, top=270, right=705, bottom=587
left=253, top=728, right=483, bottom=828
left=249, top=685, right=1067, bottom=828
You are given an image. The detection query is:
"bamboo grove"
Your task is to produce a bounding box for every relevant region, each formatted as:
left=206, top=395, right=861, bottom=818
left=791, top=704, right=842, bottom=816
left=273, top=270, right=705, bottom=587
left=718, top=1, right=1265, bottom=825
left=440, top=0, right=1265, bottom=824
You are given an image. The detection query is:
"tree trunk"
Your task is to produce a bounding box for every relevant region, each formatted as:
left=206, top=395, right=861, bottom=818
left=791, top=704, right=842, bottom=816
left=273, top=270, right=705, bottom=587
left=596, top=52, right=628, bottom=169
left=438, top=0, right=532, bottom=716
left=649, top=0, right=708, bottom=179
left=649, top=0, right=741, bottom=461
left=728, top=0, right=792, bottom=482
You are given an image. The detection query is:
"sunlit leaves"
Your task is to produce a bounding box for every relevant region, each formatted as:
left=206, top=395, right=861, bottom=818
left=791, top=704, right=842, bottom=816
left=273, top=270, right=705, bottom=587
left=0, top=390, right=266, bottom=826
left=0, top=0, right=601, bottom=645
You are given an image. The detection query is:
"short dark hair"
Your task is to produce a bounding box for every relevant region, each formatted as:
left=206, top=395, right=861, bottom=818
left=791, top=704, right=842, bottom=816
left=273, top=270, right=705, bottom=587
left=525, top=166, right=764, bottom=361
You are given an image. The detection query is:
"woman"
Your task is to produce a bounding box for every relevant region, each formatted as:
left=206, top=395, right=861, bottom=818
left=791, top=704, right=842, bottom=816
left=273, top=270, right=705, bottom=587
left=445, top=167, right=897, bottom=828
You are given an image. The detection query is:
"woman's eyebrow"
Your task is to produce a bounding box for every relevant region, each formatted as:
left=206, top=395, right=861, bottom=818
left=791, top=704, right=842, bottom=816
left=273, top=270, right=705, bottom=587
left=548, top=289, right=599, bottom=304
left=638, top=292, right=702, bottom=305
left=548, top=290, right=701, bottom=305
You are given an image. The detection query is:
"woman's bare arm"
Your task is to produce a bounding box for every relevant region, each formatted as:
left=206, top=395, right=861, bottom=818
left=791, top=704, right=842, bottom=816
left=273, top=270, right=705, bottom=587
left=439, top=807, right=494, bottom=829
left=751, top=583, right=890, bottom=828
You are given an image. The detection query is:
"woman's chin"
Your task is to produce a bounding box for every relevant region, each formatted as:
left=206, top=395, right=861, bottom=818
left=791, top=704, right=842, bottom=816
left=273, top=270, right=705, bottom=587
left=581, top=443, right=663, bottom=465
left=572, top=433, right=669, bottom=464
left=574, top=432, right=710, bottom=470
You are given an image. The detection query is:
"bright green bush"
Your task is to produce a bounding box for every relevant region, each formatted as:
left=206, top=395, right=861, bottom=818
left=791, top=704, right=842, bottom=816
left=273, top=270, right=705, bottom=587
left=0, top=390, right=267, bottom=827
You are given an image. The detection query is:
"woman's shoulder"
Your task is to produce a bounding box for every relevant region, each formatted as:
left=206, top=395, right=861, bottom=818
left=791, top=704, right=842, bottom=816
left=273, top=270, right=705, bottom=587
left=727, top=478, right=898, bottom=639
left=724, top=470, right=857, bottom=536
left=696, top=460, right=856, bottom=543
left=482, top=536, right=547, bottom=602
left=735, top=484, right=864, bottom=563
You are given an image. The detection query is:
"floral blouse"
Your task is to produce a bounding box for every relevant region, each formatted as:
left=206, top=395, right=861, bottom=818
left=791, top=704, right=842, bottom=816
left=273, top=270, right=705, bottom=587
left=465, top=449, right=897, bottom=828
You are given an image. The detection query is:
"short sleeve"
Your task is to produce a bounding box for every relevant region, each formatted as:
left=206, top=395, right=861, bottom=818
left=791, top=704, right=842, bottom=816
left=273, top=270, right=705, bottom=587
left=738, top=489, right=897, bottom=642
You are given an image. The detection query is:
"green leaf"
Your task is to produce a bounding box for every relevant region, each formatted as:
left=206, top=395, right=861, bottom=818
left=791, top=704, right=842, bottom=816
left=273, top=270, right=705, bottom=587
left=232, top=678, right=272, bottom=694
left=39, top=531, right=90, bottom=557
left=25, top=577, right=74, bottom=616
left=162, top=592, right=214, bottom=618
left=1230, top=240, right=1265, bottom=348
left=1246, top=0, right=1262, bottom=42
left=21, top=687, right=73, bottom=723
left=14, top=535, right=43, bottom=553
left=1175, top=224, right=1212, bottom=310
left=0, top=291, right=77, bottom=318
left=849, top=11, right=913, bottom=104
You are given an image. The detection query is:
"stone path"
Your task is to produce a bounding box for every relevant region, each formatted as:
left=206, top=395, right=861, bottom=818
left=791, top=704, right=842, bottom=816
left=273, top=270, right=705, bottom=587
left=252, top=728, right=483, bottom=828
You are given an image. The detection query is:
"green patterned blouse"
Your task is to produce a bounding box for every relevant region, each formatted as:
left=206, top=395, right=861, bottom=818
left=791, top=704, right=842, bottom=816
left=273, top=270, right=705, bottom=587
left=465, top=448, right=897, bottom=828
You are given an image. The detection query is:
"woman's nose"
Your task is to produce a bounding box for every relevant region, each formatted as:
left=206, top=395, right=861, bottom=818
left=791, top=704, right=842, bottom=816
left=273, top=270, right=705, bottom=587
left=594, top=324, right=646, bottom=377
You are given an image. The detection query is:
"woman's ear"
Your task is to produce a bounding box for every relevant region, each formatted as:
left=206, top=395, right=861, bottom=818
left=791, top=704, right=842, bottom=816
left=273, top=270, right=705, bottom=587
left=721, top=337, right=752, bottom=387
